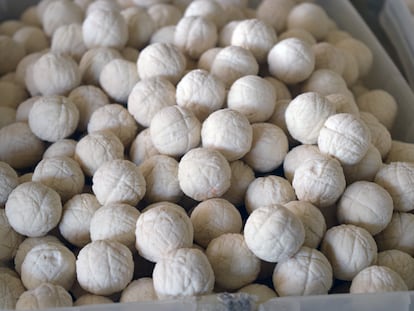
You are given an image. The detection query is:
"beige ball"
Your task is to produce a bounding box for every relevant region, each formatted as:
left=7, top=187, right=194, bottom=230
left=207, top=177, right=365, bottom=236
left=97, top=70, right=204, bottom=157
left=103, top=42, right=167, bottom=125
left=321, top=224, right=377, bottom=281
left=120, top=278, right=157, bottom=303
left=20, top=5, right=41, bottom=27
left=16, top=97, right=38, bottom=122
left=267, top=100, right=295, bottom=144
left=218, top=20, right=240, bottom=47
left=360, top=112, right=392, bottom=159
left=198, top=48, right=222, bottom=72
left=0, top=81, right=28, bottom=109
left=122, top=7, right=155, bottom=49
left=42, top=0, right=83, bottom=36
left=128, top=77, right=176, bottom=128
left=0, top=271, right=25, bottom=310
left=206, top=233, right=260, bottom=290
left=238, top=284, right=277, bottom=305
left=153, top=248, right=214, bottom=298
left=244, top=205, right=305, bottom=262
left=16, top=283, right=73, bottom=310
left=20, top=52, right=44, bottom=97
left=278, top=28, right=316, bottom=46
left=256, top=0, right=295, bottom=33
left=302, top=69, right=348, bottom=96
left=201, top=108, right=252, bottom=161
left=0, top=209, right=23, bottom=262
left=0, top=20, right=24, bottom=36
left=59, top=193, right=101, bottom=247
left=74, top=294, right=113, bottom=306
left=312, top=42, right=345, bottom=75
left=183, top=0, right=225, bottom=28
left=129, top=128, right=160, bottom=166
left=267, top=38, right=315, bottom=84
left=135, top=202, right=193, bottom=262
left=326, top=93, right=359, bottom=116
left=51, top=23, right=87, bottom=62
left=377, top=249, right=414, bottom=290
left=243, top=123, right=289, bottom=173
left=273, top=247, right=333, bottom=296
left=13, top=26, right=49, bottom=54
left=340, top=49, right=360, bottom=86
left=86, top=0, right=121, bottom=14
left=0, top=161, right=18, bottom=207
left=121, top=47, right=140, bottom=62
left=28, top=95, right=79, bottom=142
left=386, top=140, right=414, bottom=163
left=0, top=36, right=26, bottom=76
left=149, top=25, right=176, bottom=45
left=148, top=4, right=182, bottom=29
left=76, top=240, right=134, bottom=295
left=5, top=182, right=62, bottom=237
left=264, top=76, right=292, bottom=100
left=74, top=130, right=124, bottom=177
left=336, top=38, right=373, bottom=77
left=43, top=139, right=77, bottom=159
left=137, top=42, right=186, bottom=84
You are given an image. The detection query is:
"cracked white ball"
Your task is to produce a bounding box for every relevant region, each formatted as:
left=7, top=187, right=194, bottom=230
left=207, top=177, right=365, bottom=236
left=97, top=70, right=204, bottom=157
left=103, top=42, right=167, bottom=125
left=120, top=278, right=157, bottom=303
left=129, top=128, right=160, bottom=166
left=0, top=161, right=18, bottom=206
left=0, top=209, right=23, bottom=262
left=336, top=38, right=373, bottom=77
left=377, top=249, right=414, bottom=290
left=16, top=283, right=73, bottom=310
left=0, top=271, right=25, bottom=310
left=122, top=7, right=155, bottom=49
left=51, top=24, right=87, bottom=62
left=238, top=284, right=277, bottom=305
left=359, top=112, right=392, bottom=159
left=43, top=139, right=77, bottom=159
left=41, top=0, right=83, bottom=36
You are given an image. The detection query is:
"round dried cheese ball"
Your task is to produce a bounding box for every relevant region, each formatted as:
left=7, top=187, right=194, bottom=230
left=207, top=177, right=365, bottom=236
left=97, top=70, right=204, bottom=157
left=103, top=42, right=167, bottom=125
left=178, top=147, right=231, bottom=201
left=32, top=156, right=84, bottom=202
left=244, top=205, right=305, bottom=263
left=16, top=283, right=73, bottom=310
left=139, top=155, right=182, bottom=203
left=294, top=155, right=345, bottom=207
left=273, top=247, right=333, bottom=296
left=285, top=92, right=335, bottom=144
left=21, top=242, right=76, bottom=290
left=312, top=42, right=345, bottom=75
left=121, top=7, right=155, bottom=50
left=5, top=182, right=62, bottom=237
left=121, top=47, right=140, bottom=62
left=0, top=122, right=45, bottom=170
left=42, top=0, right=83, bottom=36
left=326, top=93, right=359, bottom=116
left=43, top=139, right=77, bottom=159
left=153, top=248, right=214, bottom=298
left=350, top=265, right=408, bottom=294
left=201, top=108, right=252, bottom=161
left=206, top=233, right=260, bottom=290
left=76, top=240, right=134, bottom=295
left=238, top=283, right=277, bottom=305
left=0, top=35, right=26, bottom=76
left=256, top=0, right=295, bottom=33
left=128, top=77, right=176, bottom=128
left=28, top=95, right=79, bottom=142
left=21, top=52, right=44, bottom=97
left=278, top=28, right=317, bottom=46
left=0, top=81, right=28, bottom=109
left=74, top=294, right=113, bottom=306
left=150, top=25, right=176, bottom=45
left=0, top=209, right=23, bottom=262
left=183, top=0, right=225, bottom=28
left=210, top=46, right=259, bottom=89
left=99, top=59, right=139, bottom=103
left=51, top=24, right=87, bottom=62
left=245, top=175, right=296, bottom=214
left=377, top=249, right=414, bottom=290
left=386, top=140, right=414, bottom=163
left=0, top=162, right=18, bottom=207
left=86, top=0, right=121, bottom=14
left=59, top=193, right=101, bottom=247
left=267, top=38, right=315, bottom=84
left=321, top=224, right=377, bottom=281
left=336, top=38, right=373, bottom=77
left=0, top=107, right=15, bottom=129
left=0, top=271, right=25, bottom=310
left=137, top=42, right=186, bottom=84
left=82, top=9, right=128, bottom=49
left=120, top=278, right=156, bottom=303
left=129, top=128, right=160, bottom=166
left=148, top=4, right=182, bottom=29
left=191, top=198, right=242, bottom=248
left=360, top=112, right=392, bottom=159
left=375, top=162, right=414, bottom=212
left=13, top=26, right=48, bottom=54
left=243, top=123, right=288, bottom=173
left=218, top=21, right=240, bottom=47
left=16, top=97, right=38, bottom=122
left=176, top=69, right=225, bottom=121
left=221, top=160, right=255, bottom=206
left=135, top=202, right=193, bottom=262
left=150, top=106, right=201, bottom=157
left=302, top=69, right=349, bottom=96
left=74, top=130, right=124, bottom=177
left=0, top=20, right=24, bottom=36
left=32, top=53, right=81, bottom=96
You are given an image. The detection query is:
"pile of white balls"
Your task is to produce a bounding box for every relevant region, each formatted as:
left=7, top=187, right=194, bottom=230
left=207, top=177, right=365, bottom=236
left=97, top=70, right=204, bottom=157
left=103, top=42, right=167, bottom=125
left=1, top=0, right=414, bottom=309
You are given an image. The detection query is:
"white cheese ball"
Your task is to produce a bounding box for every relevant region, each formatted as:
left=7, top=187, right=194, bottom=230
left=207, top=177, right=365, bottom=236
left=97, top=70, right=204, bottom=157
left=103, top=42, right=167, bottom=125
left=201, top=109, right=252, bottom=161
left=227, top=75, right=276, bottom=123
left=5, top=182, right=62, bottom=237
left=21, top=52, right=44, bottom=97
left=129, top=128, right=160, bottom=166
left=326, top=93, right=359, bottom=116
left=79, top=47, right=122, bottom=85
left=90, top=203, right=140, bottom=249
left=16, top=97, right=38, bottom=122
left=122, top=7, right=155, bottom=49
left=76, top=240, right=134, bottom=295
left=153, top=247, right=214, bottom=298
left=218, top=20, right=240, bottom=47
left=285, top=92, right=336, bottom=144
left=139, top=155, right=182, bottom=203
left=176, top=69, right=225, bottom=121
left=120, top=278, right=157, bottom=302
left=150, top=106, right=201, bottom=157
left=350, top=265, right=408, bottom=294
left=273, top=247, right=333, bottom=296
left=74, top=130, right=124, bottom=177
left=377, top=249, right=414, bottom=290
left=375, top=162, right=414, bottom=212
left=99, top=59, right=139, bottom=104
left=137, top=42, right=186, bottom=84
left=210, top=46, right=259, bottom=89
left=191, top=198, right=242, bottom=248
left=29, top=95, right=79, bottom=142
left=0, top=122, right=45, bottom=170
left=336, top=38, right=373, bottom=77
left=279, top=28, right=317, bottom=46
left=42, top=0, right=83, bottom=36
left=148, top=4, right=182, bottom=29
left=43, top=139, right=77, bottom=159
left=18, top=173, right=33, bottom=184
left=256, top=0, right=295, bottom=33
left=293, top=157, right=346, bottom=208
left=74, top=294, right=113, bottom=306
left=0, top=20, right=24, bottom=36
left=243, top=123, right=288, bottom=173
left=386, top=140, right=414, bottom=163
left=69, top=85, right=110, bottom=132
left=375, top=212, right=414, bottom=255
left=59, top=193, right=101, bottom=247
left=312, top=42, right=345, bottom=75
left=88, top=104, right=138, bottom=147
left=21, top=242, right=76, bottom=290
left=231, top=19, right=277, bottom=64
left=32, top=53, right=81, bottom=97
left=150, top=25, right=176, bottom=45
left=86, top=0, right=121, bottom=14
left=284, top=200, right=326, bottom=249
left=51, top=24, right=87, bottom=62
left=264, top=77, right=292, bottom=100
left=0, top=36, right=26, bottom=76
left=135, top=202, right=193, bottom=262
left=340, top=49, right=360, bottom=86
left=82, top=9, right=128, bottom=49
left=268, top=38, right=315, bottom=84
left=178, top=147, right=231, bottom=201
left=360, top=112, right=392, bottom=159
left=0, top=209, right=23, bottom=262
left=0, top=81, right=28, bottom=109
left=302, top=69, right=349, bottom=97
left=245, top=176, right=296, bottom=214
left=20, top=5, right=42, bottom=27
left=206, top=233, right=260, bottom=290
left=13, top=26, right=49, bottom=54
left=128, top=77, right=176, bottom=128
left=16, top=283, right=73, bottom=310
left=132, top=0, right=171, bottom=8
left=221, top=160, right=255, bottom=206
left=183, top=0, right=225, bottom=28
left=121, top=47, right=140, bottom=62
left=321, top=224, right=377, bottom=281
left=197, top=48, right=221, bottom=72
left=0, top=162, right=18, bottom=207
left=174, top=16, right=217, bottom=60
left=92, top=159, right=145, bottom=206
left=0, top=271, right=25, bottom=310
left=238, top=284, right=277, bottom=305
left=244, top=205, right=305, bottom=262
